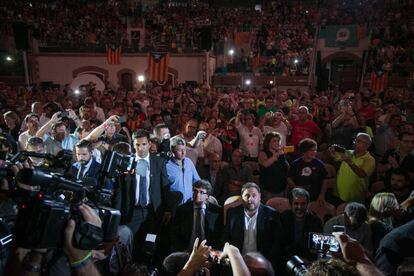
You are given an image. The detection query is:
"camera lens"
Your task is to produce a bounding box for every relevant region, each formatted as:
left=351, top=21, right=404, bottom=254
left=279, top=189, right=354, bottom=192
left=286, top=256, right=308, bottom=276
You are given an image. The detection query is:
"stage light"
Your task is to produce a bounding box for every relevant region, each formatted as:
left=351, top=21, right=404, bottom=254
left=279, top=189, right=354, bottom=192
left=5, top=56, right=13, bottom=62
left=228, top=49, right=235, bottom=56
left=269, top=80, right=274, bottom=84
left=294, top=59, right=299, bottom=64
left=245, top=79, right=251, bottom=85
left=74, top=89, right=80, bottom=95
left=138, top=75, right=145, bottom=82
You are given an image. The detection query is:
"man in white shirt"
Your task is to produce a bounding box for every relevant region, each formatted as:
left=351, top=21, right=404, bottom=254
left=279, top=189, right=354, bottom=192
left=235, top=111, right=263, bottom=161
left=224, top=182, right=283, bottom=273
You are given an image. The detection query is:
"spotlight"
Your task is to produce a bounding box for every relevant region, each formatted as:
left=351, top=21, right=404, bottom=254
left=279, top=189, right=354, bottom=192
left=74, top=89, right=80, bottom=95
left=5, top=56, right=13, bottom=62
left=245, top=79, right=251, bottom=85
left=269, top=80, right=274, bottom=84
left=228, top=49, right=235, bottom=56
left=138, top=75, right=145, bottom=82
left=294, top=59, right=299, bottom=64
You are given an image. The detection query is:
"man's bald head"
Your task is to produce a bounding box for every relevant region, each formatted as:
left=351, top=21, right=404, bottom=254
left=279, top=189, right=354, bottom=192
left=243, top=252, right=275, bottom=276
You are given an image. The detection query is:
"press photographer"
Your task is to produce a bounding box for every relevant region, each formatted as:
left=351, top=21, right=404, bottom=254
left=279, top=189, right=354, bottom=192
left=152, top=123, right=172, bottom=158
left=5, top=204, right=103, bottom=276
left=0, top=142, right=120, bottom=275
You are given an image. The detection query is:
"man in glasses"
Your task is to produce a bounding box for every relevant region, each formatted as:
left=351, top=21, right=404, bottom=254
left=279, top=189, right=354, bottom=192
left=171, top=179, right=223, bottom=251
left=330, top=132, right=376, bottom=204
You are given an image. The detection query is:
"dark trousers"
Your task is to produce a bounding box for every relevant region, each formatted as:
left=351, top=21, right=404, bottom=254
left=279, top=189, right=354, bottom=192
left=128, top=205, right=158, bottom=263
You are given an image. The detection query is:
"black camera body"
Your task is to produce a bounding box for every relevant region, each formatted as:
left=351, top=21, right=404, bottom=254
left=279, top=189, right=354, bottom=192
left=14, top=198, right=71, bottom=249
left=13, top=168, right=121, bottom=250
left=100, top=150, right=134, bottom=178
left=286, top=255, right=308, bottom=276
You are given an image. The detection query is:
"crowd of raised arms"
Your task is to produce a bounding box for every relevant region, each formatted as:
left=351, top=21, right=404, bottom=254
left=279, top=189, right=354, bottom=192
left=1, top=0, right=414, bottom=275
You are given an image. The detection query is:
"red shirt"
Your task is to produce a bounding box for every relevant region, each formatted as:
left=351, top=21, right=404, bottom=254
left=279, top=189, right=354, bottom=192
left=290, top=120, right=321, bottom=146
left=358, top=105, right=375, bottom=121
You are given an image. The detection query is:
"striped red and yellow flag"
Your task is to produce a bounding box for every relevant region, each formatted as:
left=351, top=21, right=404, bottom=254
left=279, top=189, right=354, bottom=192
left=370, top=71, right=388, bottom=92
left=106, top=45, right=121, bottom=64
left=147, top=52, right=170, bottom=82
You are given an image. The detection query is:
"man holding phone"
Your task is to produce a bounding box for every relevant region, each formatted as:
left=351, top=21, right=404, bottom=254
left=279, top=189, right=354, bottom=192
left=329, top=132, right=376, bottom=204
left=281, top=188, right=323, bottom=262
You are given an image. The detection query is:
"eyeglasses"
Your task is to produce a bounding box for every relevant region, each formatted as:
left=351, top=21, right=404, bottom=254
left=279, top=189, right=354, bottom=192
left=193, top=189, right=208, bottom=195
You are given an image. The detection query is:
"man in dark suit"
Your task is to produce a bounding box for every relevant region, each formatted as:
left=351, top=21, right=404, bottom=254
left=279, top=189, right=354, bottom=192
left=70, top=140, right=100, bottom=180
left=171, top=179, right=223, bottom=252
left=113, top=130, right=171, bottom=252
left=223, top=182, right=283, bottom=273
left=281, top=188, right=323, bottom=262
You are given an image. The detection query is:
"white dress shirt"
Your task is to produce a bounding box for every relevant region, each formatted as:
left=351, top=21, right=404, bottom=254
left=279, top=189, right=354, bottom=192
left=242, top=209, right=258, bottom=254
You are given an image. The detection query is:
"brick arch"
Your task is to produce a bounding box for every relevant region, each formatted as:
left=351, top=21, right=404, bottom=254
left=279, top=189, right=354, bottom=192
left=117, top=68, right=137, bottom=90
left=321, top=51, right=362, bottom=65
left=72, top=66, right=108, bottom=81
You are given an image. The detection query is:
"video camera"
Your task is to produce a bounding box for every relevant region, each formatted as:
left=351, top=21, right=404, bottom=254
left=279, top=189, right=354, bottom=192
left=0, top=150, right=73, bottom=178
left=13, top=149, right=73, bottom=167
left=286, top=232, right=341, bottom=276
left=12, top=168, right=120, bottom=250
left=286, top=255, right=308, bottom=276
left=99, top=150, right=135, bottom=178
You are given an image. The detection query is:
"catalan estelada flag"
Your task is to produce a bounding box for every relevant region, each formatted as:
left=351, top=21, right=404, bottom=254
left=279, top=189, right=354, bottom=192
left=147, top=52, right=169, bottom=82
left=370, top=71, right=388, bottom=92
left=106, top=45, right=121, bottom=64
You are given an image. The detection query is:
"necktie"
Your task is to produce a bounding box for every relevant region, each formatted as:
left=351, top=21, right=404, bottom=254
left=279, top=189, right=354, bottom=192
left=137, top=159, right=148, bottom=207
left=77, top=164, right=86, bottom=180
left=195, top=207, right=205, bottom=241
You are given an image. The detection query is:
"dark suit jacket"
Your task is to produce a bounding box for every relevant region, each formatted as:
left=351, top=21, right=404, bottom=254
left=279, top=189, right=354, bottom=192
left=280, top=210, right=323, bottom=261
left=70, top=159, right=101, bottom=180
left=171, top=200, right=223, bottom=251
left=223, top=204, right=282, bottom=272
left=113, top=154, right=170, bottom=225
left=376, top=219, right=414, bottom=275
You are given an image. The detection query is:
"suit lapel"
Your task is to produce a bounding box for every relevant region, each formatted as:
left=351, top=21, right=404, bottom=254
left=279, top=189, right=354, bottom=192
left=236, top=207, right=245, bottom=249
left=149, top=154, right=155, bottom=195
left=256, top=205, right=265, bottom=249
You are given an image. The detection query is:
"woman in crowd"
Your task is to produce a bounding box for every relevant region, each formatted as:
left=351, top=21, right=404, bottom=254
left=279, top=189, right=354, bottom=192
left=3, top=111, right=21, bottom=142
left=259, top=131, right=289, bottom=201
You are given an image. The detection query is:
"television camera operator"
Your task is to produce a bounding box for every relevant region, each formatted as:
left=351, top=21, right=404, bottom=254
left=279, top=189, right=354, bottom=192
left=152, top=123, right=172, bottom=158
left=5, top=204, right=103, bottom=276
left=0, top=134, right=122, bottom=275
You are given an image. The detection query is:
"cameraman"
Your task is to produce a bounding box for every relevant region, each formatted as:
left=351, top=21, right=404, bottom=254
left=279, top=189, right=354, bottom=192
left=153, top=123, right=171, bottom=158
left=25, top=137, right=46, bottom=168
left=5, top=204, right=102, bottom=276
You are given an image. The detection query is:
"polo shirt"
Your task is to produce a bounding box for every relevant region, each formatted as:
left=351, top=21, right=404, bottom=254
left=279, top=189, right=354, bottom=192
left=335, top=150, right=375, bottom=203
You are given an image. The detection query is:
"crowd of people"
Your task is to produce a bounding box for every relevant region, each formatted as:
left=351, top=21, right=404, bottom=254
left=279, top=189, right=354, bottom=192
left=0, top=0, right=129, bottom=48
left=1, top=0, right=414, bottom=275
left=367, top=0, right=414, bottom=77
left=2, top=0, right=413, bottom=78
left=0, top=78, right=414, bottom=275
